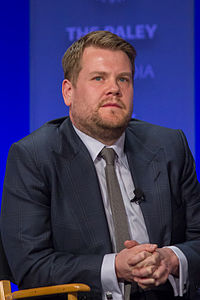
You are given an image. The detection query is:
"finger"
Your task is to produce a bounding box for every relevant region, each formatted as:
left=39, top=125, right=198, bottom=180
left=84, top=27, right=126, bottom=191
left=124, top=240, right=139, bottom=249
left=152, top=261, right=168, bottom=279
left=138, top=283, right=153, bottom=290
left=132, top=265, right=157, bottom=278
left=134, top=243, right=158, bottom=254
left=133, top=276, right=156, bottom=285
left=152, top=263, right=169, bottom=286
left=136, top=251, right=161, bottom=268
left=127, top=250, right=152, bottom=266
left=154, top=271, right=169, bottom=286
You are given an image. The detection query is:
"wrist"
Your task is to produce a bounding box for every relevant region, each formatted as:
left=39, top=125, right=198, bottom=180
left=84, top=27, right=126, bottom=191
left=115, top=254, right=123, bottom=280
left=169, top=250, right=179, bottom=276
left=157, top=248, right=179, bottom=277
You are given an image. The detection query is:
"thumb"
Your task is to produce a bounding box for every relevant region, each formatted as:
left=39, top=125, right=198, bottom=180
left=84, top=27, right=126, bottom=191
left=124, top=240, right=139, bottom=249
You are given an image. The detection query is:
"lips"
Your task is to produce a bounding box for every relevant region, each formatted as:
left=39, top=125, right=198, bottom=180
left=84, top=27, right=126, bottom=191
left=101, top=101, right=123, bottom=108
left=102, top=102, right=121, bottom=108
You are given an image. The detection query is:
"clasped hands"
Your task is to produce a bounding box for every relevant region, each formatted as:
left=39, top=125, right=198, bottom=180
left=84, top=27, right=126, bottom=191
left=115, top=240, right=179, bottom=290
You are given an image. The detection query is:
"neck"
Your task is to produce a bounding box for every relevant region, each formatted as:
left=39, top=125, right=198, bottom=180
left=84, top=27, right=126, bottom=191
left=72, top=122, right=125, bottom=146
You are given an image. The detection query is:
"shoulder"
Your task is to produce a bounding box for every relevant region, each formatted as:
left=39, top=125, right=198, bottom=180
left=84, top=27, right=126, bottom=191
left=126, top=119, right=195, bottom=183
left=127, top=118, right=186, bottom=149
left=14, top=117, right=68, bottom=150
left=8, top=117, right=70, bottom=165
left=126, top=119, right=192, bottom=164
left=128, top=118, right=180, bottom=136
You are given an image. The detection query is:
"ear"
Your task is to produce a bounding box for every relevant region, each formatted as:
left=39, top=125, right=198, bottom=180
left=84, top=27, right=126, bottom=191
left=62, top=79, right=73, bottom=107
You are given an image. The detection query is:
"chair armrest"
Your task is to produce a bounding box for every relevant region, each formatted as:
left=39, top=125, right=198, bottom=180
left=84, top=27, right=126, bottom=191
left=0, top=280, right=90, bottom=300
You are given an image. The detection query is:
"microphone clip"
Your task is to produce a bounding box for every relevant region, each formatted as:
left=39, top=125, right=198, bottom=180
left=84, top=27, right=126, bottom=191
left=131, top=188, right=145, bottom=205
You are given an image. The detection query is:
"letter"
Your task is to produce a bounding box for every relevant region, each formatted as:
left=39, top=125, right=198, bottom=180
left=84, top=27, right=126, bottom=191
left=115, top=26, right=126, bottom=39
left=89, top=26, right=99, bottom=32
left=76, top=27, right=90, bottom=40
left=145, top=24, right=157, bottom=39
left=104, top=25, right=115, bottom=33
left=65, top=27, right=76, bottom=41
left=144, top=64, right=155, bottom=78
left=135, top=25, right=145, bottom=39
left=134, top=64, right=142, bottom=79
left=134, top=64, right=155, bottom=79
left=126, top=25, right=135, bottom=39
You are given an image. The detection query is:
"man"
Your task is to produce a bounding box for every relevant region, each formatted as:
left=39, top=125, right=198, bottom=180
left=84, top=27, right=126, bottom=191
left=1, top=31, right=200, bottom=300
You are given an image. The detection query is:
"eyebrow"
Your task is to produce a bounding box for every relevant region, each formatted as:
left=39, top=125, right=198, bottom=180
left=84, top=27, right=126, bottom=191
left=89, top=71, right=107, bottom=77
left=117, top=72, right=132, bottom=79
left=89, top=71, right=132, bottom=78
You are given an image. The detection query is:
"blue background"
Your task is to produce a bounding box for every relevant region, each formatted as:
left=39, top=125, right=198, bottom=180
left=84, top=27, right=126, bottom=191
left=0, top=1, right=199, bottom=201
left=1, top=0, right=199, bottom=200
left=0, top=0, right=199, bottom=291
left=30, top=0, right=195, bottom=157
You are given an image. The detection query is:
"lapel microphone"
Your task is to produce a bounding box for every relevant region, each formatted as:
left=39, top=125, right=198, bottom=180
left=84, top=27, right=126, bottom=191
left=131, top=188, right=145, bottom=204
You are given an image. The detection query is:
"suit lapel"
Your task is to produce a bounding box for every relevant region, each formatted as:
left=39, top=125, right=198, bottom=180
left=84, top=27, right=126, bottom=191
left=55, top=118, right=112, bottom=252
left=54, top=117, right=172, bottom=248
left=125, top=126, right=172, bottom=247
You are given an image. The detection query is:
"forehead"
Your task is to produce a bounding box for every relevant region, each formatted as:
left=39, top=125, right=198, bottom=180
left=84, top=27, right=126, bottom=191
left=80, top=46, right=132, bottom=72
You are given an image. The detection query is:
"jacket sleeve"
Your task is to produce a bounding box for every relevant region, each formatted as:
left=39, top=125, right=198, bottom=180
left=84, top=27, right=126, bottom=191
left=174, top=130, right=200, bottom=298
left=1, top=142, right=104, bottom=292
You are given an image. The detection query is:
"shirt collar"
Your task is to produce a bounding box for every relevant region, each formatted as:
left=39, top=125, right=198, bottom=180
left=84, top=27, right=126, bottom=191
left=73, top=125, right=128, bottom=168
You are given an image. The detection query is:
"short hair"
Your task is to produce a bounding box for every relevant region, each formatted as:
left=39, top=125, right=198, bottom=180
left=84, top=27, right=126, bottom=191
left=62, top=30, right=137, bottom=85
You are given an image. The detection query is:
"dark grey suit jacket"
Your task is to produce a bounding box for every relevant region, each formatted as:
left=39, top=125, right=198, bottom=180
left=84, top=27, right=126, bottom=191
left=1, top=117, right=200, bottom=298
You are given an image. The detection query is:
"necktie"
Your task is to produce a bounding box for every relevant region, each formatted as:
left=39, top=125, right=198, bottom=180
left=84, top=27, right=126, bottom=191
left=100, top=147, right=130, bottom=251
left=100, top=147, right=131, bottom=300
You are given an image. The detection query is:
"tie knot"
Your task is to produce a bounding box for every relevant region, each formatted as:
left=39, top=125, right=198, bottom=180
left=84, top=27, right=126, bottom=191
left=100, top=148, right=116, bottom=165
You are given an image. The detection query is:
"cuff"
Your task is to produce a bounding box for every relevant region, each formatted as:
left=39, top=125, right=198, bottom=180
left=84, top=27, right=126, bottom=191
left=166, top=246, right=188, bottom=296
left=101, top=253, right=123, bottom=300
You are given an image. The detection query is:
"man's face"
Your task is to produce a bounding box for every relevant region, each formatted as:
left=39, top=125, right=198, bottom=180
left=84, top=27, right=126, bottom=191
left=62, top=46, right=134, bottom=144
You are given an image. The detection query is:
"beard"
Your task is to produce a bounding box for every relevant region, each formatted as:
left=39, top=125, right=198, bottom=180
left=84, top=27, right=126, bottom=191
left=70, top=101, right=133, bottom=144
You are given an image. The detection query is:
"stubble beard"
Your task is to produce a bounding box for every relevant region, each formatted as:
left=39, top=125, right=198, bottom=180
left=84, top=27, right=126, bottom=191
left=71, top=106, right=132, bottom=143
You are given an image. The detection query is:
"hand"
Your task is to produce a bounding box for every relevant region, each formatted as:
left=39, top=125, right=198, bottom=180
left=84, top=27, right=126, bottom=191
left=115, top=241, right=157, bottom=282
left=132, top=247, right=179, bottom=289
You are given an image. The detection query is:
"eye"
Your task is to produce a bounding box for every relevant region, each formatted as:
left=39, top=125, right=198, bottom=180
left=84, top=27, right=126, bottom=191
left=119, top=77, right=129, bottom=82
left=94, top=76, right=102, bottom=81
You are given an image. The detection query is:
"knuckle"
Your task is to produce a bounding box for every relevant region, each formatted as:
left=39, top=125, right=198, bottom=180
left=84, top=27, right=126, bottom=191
left=142, top=250, right=149, bottom=259
left=152, top=253, right=159, bottom=263
left=127, top=257, right=132, bottom=265
left=146, top=270, right=152, bottom=276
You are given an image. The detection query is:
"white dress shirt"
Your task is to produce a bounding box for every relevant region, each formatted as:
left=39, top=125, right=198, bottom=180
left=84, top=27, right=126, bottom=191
left=73, top=125, right=188, bottom=300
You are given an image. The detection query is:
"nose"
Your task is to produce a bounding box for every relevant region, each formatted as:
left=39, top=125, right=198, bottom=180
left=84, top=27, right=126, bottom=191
left=106, top=79, right=121, bottom=96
